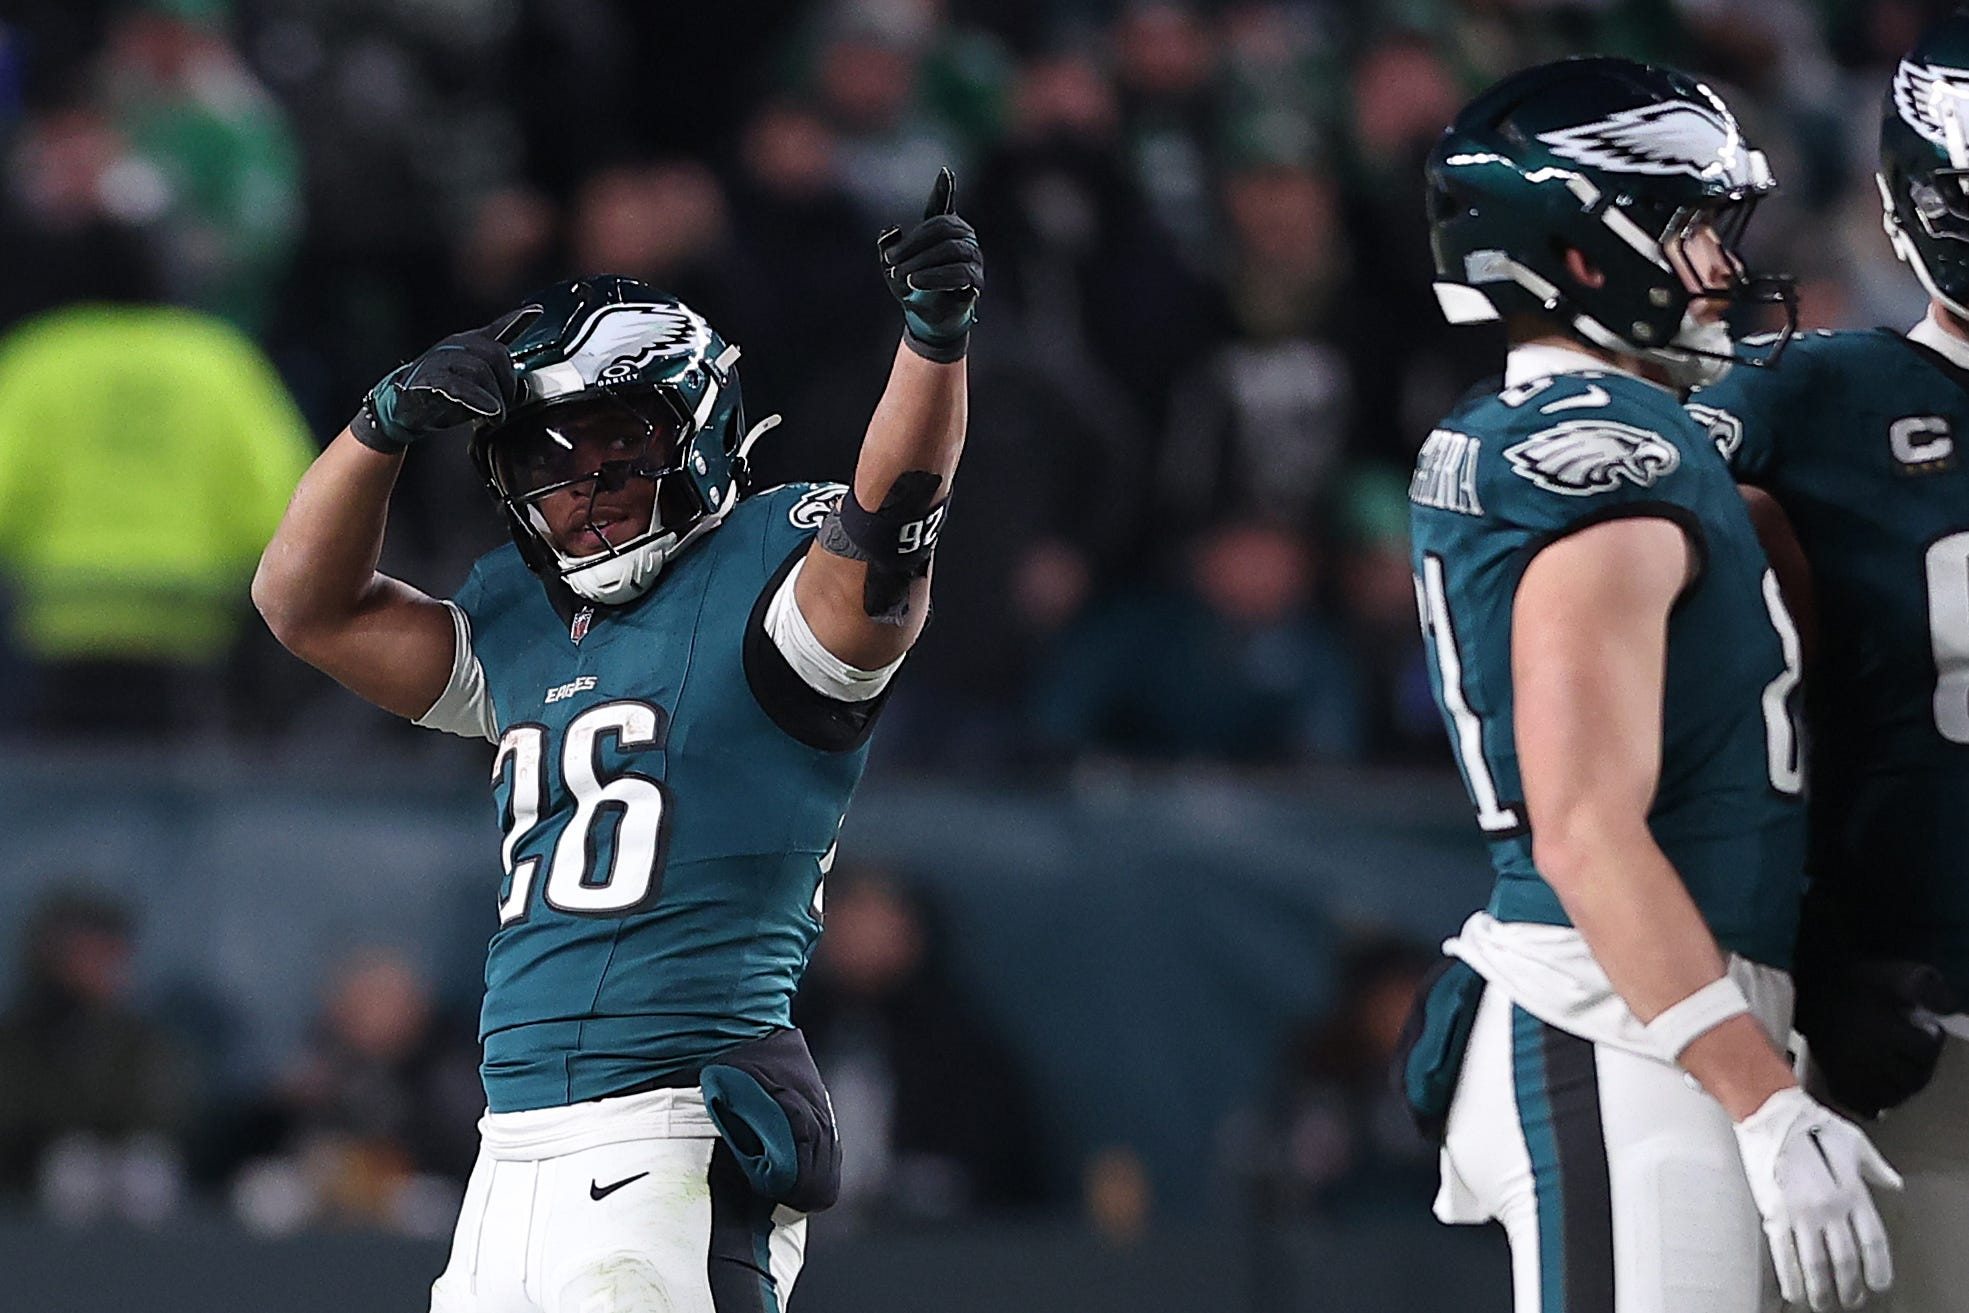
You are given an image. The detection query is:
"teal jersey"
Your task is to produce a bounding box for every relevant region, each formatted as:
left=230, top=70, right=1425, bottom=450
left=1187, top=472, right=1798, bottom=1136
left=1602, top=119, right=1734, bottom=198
left=1692, top=329, right=1969, bottom=995
left=1410, top=364, right=1807, bottom=968
left=453, top=482, right=878, bottom=1112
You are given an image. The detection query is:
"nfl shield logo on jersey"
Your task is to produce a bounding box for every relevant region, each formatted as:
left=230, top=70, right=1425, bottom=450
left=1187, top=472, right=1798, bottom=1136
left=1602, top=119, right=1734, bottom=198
left=570, top=606, right=594, bottom=645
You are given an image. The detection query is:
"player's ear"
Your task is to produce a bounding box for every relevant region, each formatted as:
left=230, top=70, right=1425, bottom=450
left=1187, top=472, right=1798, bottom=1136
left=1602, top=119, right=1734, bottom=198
left=1562, top=246, right=1607, bottom=290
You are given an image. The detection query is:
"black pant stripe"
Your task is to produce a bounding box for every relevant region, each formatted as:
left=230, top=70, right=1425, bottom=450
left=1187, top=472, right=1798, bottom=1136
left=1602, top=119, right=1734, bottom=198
left=706, top=1141, right=779, bottom=1313
left=1540, top=1021, right=1616, bottom=1313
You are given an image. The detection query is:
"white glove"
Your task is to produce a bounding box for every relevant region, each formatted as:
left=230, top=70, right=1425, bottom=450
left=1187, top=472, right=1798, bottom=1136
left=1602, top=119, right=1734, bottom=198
left=1732, top=1086, right=1902, bottom=1310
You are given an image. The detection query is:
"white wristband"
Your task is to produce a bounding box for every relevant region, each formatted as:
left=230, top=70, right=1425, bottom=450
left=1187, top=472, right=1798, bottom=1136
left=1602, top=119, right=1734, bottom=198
left=1645, top=976, right=1752, bottom=1061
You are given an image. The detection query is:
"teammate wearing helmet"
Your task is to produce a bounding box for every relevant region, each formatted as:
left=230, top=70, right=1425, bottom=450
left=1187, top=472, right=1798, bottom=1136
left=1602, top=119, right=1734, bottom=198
left=254, top=170, right=982, bottom=1313
left=1683, top=13, right=1969, bottom=1310
left=1400, top=58, right=1900, bottom=1312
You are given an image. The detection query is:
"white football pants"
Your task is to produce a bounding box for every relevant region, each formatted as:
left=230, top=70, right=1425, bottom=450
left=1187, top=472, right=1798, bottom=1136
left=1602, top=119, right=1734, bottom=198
left=1851, top=1027, right=1969, bottom=1313
left=429, top=1087, right=807, bottom=1313
left=1437, top=985, right=1780, bottom=1313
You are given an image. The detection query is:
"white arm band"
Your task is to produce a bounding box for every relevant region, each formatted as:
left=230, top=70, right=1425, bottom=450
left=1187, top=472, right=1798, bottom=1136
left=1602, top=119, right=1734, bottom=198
left=1645, top=976, right=1752, bottom=1061
left=413, top=601, right=499, bottom=741
left=765, top=558, right=903, bottom=702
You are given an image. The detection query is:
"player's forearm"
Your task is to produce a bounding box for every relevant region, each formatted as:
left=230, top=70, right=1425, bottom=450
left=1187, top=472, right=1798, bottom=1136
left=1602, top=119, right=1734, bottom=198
left=252, top=427, right=405, bottom=645
left=851, top=341, right=967, bottom=505
left=792, top=345, right=965, bottom=667
left=1538, top=826, right=1796, bottom=1118
left=1680, top=1015, right=1798, bottom=1120
left=1539, top=821, right=1731, bottom=1015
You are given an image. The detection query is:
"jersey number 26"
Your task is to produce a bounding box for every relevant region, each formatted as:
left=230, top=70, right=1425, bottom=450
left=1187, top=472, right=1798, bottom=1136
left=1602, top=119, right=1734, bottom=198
left=490, top=701, right=671, bottom=924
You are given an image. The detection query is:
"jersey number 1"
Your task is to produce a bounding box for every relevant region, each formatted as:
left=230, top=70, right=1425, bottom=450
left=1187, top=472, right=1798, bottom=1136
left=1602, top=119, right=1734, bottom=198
left=491, top=701, right=671, bottom=924
left=1415, top=556, right=1523, bottom=834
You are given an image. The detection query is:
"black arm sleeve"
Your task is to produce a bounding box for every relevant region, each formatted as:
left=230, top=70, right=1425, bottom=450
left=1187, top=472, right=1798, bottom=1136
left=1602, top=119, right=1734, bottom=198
left=742, top=544, right=893, bottom=753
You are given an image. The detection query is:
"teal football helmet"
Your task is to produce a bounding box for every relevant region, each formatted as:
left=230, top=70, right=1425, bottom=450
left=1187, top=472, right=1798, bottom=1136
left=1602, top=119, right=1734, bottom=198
left=1426, top=56, right=1795, bottom=388
left=1881, top=12, right=1969, bottom=322
left=470, top=276, right=780, bottom=605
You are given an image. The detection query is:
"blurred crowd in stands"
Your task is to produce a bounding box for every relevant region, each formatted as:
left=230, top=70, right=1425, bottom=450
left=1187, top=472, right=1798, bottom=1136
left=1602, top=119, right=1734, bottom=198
left=5, top=0, right=1946, bottom=771
left=0, top=0, right=1956, bottom=1234
left=0, top=872, right=1058, bottom=1233
left=0, top=871, right=1443, bottom=1234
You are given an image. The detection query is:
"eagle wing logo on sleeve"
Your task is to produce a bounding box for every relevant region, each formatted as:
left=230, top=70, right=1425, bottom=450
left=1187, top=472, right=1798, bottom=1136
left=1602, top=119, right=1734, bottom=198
left=1683, top=402, right=1744, bottom=461
left=1504, top=421, right=1680, bottom=496
left=1537, top=102, right=1750, bottom=184
left=788, top=483, right=848, bottom=529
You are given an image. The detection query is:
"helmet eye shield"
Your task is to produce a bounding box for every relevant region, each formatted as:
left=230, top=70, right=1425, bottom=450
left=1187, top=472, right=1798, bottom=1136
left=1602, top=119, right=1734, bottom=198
left=487, top=388, right=700, bottom=565
left=492, top=390, right=687, bottom=499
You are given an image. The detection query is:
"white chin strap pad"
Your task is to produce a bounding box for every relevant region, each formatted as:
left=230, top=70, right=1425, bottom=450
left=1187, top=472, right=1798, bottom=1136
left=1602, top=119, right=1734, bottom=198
left=519, top=497, right=677, bottom=605
left=562, top=539, right=671, bottom=604
left=557, top=506, right=734, bottom=605
left=1572, top=308, right=1733, bottom=390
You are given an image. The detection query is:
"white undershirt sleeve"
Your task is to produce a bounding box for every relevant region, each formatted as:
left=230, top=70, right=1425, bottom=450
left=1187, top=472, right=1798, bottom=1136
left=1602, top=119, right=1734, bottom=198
left=413, top=601, right=499, bottom=741
left=764, top=557, right=904, bottom=702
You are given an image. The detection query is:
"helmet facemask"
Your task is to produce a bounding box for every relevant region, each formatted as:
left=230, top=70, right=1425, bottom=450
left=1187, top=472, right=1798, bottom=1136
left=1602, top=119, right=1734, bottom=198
left=1644, top=197, right=1797, bottom=389
left=486, top=389, right=717, bottom=605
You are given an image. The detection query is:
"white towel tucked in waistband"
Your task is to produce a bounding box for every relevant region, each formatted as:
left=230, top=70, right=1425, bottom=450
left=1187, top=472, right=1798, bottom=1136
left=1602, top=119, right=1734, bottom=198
left=1445, top=911, right=1794, bottom=1066
left=477, top=1086, right=718, bottom=1161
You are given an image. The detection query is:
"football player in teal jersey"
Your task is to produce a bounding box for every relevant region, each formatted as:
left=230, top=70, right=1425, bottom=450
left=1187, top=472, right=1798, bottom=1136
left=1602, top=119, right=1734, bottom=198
left=1403, top=59, right=1901, bottom=1313
left=1684, top=14, right=1969, bottom=1310
left=253, top=169, right=981, bottom=1313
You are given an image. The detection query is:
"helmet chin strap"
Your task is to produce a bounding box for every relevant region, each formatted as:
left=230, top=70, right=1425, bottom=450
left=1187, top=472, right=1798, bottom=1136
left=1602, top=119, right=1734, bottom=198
left=735, top=414, right=781, bottom=465
left=563, top=539, right=668, bottom=604
left=522, top=501, right=675, bottom=605
left=549, top=506, right=736, bottom=604
left=1649, top=313, right=1736, bottom=390
left=1570, top=308, right=1734, bottom=389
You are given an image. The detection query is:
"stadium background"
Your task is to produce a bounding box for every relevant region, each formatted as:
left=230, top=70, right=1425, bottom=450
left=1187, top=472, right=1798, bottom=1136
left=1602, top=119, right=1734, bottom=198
left=0, top=0, right=1936, bottom=1309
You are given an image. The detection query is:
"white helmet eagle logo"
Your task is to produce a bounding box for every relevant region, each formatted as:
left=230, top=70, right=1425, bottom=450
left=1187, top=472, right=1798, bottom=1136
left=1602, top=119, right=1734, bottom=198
left=566, top=302, right=710, bottom=384
left=520, top=302, right=713, bottom=405
left=1537, top=101, right=1754, bottom=185
left=1893, top=60, right=1969, bottom=164
left=1505, top=420, right=1680, bottom=496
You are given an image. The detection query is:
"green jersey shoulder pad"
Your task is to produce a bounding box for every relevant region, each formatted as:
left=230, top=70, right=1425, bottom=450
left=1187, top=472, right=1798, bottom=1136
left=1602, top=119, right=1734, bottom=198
left=1414, top=369, right=1709, bottom=536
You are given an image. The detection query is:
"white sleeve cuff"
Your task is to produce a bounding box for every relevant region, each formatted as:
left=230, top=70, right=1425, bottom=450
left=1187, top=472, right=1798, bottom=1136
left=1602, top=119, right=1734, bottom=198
left=764, top=558, right=903, bottom=703
left=1645, top=976, right=1752, bottom=1061
left=413, top=601, right=499, bottom=741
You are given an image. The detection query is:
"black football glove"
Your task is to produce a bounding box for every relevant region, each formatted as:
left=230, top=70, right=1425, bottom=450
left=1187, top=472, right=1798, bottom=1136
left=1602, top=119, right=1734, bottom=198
left=878, top=167, right=983, bottom=363
left=1796, top=957, right=1958, bottom=1118
left=350, top=308, right=529, bottom=453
